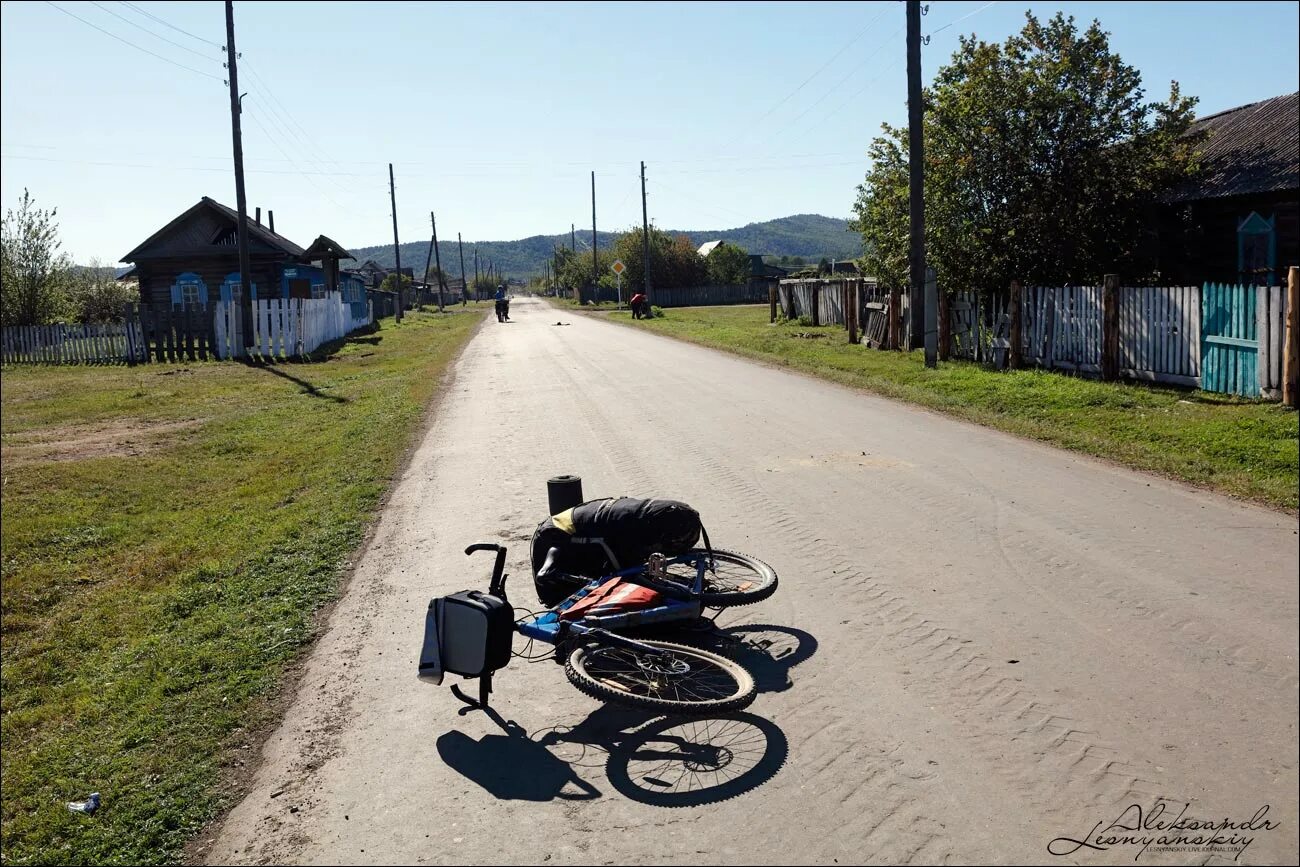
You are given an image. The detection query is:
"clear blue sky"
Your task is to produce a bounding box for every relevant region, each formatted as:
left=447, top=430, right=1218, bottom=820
left=2, top=1, right=1297, bottom=265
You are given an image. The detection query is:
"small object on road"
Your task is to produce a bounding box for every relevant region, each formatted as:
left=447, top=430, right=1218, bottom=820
left=553, top=321, right=570, bottom=326
left=67, top=793, right=100, bottom=815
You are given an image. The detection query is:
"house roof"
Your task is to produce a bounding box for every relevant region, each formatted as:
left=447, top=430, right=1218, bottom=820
left=122, top=197, right=306, bottom=261
left=1166, top=92, right=1299, bottom=203
left=302, top=234, right=355, bottom=261
left=697, top=239, right=725, bottom=257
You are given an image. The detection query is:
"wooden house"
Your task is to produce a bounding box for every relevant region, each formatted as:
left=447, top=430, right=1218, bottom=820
left=121, top=197, right=310, bottom=307
left=1157, top=92, right=1299, bottom=285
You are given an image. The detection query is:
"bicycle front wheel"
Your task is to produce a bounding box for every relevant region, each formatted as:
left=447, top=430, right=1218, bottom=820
left=565, top=640, right=756, bottom=713
left=664, top=549, right=779, bottom=608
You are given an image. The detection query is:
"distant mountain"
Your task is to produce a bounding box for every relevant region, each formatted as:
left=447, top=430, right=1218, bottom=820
left=346, top=214, right=859, bottom=279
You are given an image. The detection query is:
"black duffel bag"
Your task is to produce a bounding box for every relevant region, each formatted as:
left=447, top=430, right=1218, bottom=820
left=531, top=497, right=702, bottom=606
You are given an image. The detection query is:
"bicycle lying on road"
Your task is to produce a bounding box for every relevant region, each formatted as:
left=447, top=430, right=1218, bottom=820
left=419, top=542, right=778, bottom=714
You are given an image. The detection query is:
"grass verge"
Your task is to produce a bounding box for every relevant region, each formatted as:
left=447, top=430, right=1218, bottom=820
left=0, top=310, right=481, bottom=865
left=595, top=303, right=1297, bottom=511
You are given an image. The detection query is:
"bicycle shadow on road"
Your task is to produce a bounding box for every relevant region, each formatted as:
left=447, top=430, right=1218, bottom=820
left=436, top=711, right=600, bottom=802
left=438, top=703, right=788, bottom=808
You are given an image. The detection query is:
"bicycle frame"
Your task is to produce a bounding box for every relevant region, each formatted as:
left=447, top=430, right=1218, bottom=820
left=449, top=545, right=726, bottom=711
left=518, top=552, right=712, bottom=644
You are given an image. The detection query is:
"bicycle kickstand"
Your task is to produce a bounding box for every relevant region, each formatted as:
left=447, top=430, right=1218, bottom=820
left=450, top=673, right=493, bottom=712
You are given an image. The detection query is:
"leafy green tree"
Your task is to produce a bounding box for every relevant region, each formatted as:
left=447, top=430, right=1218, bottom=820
left=68, top=258, right=137, bottom=323
left=851, top=12, right=1201, bottom=293
left=817, top=257, right=831, bottom=276
left=1, top=189, right=73, bottom=326
left=379, top=272, right=412, bottom=294
left=611, top=226, right=705, bottom=294
left=704, top=241, right=751, bottom=285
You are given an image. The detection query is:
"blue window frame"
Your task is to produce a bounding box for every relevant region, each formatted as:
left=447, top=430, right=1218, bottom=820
left=220, top=273, right=259, bottom=303
left=170, top=272, right=208, bottom=306
left=1237, top=211, right=1276, bottom=286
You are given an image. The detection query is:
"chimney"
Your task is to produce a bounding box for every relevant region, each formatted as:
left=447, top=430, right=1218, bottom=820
left=255, top=207, right=261, bottom=225
left=268, top=210, right=275, bottom=234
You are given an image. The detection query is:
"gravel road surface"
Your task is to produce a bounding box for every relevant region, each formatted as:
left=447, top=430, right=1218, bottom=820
left=205, top=296, right=1298, bottom=865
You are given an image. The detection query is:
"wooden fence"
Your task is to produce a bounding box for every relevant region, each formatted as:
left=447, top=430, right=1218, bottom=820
left=130, top=302, right=215, bottom=362
left=3, top=294, right=373, bottom=366
left=214, top=295, right=373, bottom=359
left=1118, top=285, right=1200, bottom=387
left=1256, top=283, right=1289, bottom=399
left=778, top=278, right=879, bottom=326
left=653, top=284, right=771, bottom=308
left=798, top=278, right=1291, bottom=400
left=1, top=321, right=144, bottom=365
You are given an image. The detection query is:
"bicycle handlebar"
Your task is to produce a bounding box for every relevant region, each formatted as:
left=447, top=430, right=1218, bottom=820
left=465, top=543, right=510, bottom=598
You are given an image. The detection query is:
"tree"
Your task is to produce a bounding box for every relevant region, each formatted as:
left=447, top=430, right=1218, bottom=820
left=68, top=259, right=137, bottom=323
left=611, top=226, right=704, bottom=292
left=704, top=241, right=751, bottom=285
left=817, top=257, right=832, bottom=276
left=1, top=189, right=73, bottom=326
left=850, top=12, right=1201, bottom=294
left=379, top=272, right=412, bottom=294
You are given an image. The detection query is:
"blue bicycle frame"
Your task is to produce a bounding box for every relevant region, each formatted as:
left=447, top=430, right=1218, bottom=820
left=517, top=552, right=713, bottom=644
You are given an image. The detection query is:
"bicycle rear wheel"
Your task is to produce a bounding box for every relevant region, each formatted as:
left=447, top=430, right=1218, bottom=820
left=565, top=640, right=756, bottom=713
left=664, top=549, right=778, bottom=607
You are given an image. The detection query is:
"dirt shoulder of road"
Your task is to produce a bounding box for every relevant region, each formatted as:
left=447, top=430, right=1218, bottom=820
left=562, top=300, right=1298, bottom=512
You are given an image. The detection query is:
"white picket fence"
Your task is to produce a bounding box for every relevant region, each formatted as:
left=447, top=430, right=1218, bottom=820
left=1, top=321, right=145, bottom=364
left=213, top=294, right=373, bottom=359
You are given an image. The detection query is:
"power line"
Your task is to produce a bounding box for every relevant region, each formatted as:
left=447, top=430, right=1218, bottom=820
left=89, top=0, right=215, bottom=60
left=0, top=152, right=370, bottom=176
left=118, top=0, right=222, bottom=48
left=240, top=78, right=365, bottom=200
left=44, top=1, right=222, bottom=80
left=752, top=4, right=892, bottom=125
left=767, top=21, right=906, bottom=144
left=241, top=61, right=371, bottom=199
left=928, top=0, right=999, bottom=37
left=243, top=103, right=350, bottom=211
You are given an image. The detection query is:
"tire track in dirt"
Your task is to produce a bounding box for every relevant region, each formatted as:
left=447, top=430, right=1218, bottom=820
left=558, top=320, right=1201, bottom=859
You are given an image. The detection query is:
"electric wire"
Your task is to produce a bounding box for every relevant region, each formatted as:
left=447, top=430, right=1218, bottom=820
left=43, top=1, right=222, bottom=80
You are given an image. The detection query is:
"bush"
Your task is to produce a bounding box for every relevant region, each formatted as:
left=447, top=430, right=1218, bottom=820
left=650, top=306, right=665, bottom=318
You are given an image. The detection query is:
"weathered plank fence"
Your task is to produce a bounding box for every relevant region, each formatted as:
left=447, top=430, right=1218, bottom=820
left=777, top=276, right=1291, bottom=399
left=653, top=284, right=771, bottom=308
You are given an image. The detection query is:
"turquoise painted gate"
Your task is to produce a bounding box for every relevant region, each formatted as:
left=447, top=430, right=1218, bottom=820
left=1200, top=283, right=1258, bottom=396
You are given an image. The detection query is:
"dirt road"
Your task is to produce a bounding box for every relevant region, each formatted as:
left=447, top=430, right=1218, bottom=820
left=205, top=296, right=1298, bottom=865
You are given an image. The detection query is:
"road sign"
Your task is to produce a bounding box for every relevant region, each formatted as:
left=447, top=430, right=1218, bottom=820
left=611, top=259, right=626, bottom=276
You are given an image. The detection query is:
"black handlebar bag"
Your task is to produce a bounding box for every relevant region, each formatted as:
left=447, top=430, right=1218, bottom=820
left=530, top=497, right=702, bottom=607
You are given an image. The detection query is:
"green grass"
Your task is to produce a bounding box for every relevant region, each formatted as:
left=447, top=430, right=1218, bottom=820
left=0, top=310, right=481, bottom=865
left=599, top=304, right=1298, bottom=511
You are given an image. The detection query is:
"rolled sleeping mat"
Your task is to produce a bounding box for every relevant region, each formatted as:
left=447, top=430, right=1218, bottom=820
left=547, top=474, right=584, bottom=516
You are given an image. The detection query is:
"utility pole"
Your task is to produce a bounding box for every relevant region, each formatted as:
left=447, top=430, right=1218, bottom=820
left=474, top=248, right=480, bottom=298
left=431, top=211, right=446, bottom=311
left=457, top=232, right=467, bottom=305
left=640, top=160, right=652, bottom=304
left=389, top=163, right=403, bottom=322
left=421, top=212, right=435, bottom=311
left=224, top=1, right=252, bottom=345
left=571, top=223, right=576, bottom=252
left=906, top=0, right=929, bottom=361
left=591, top=171, right=598, bottom=288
